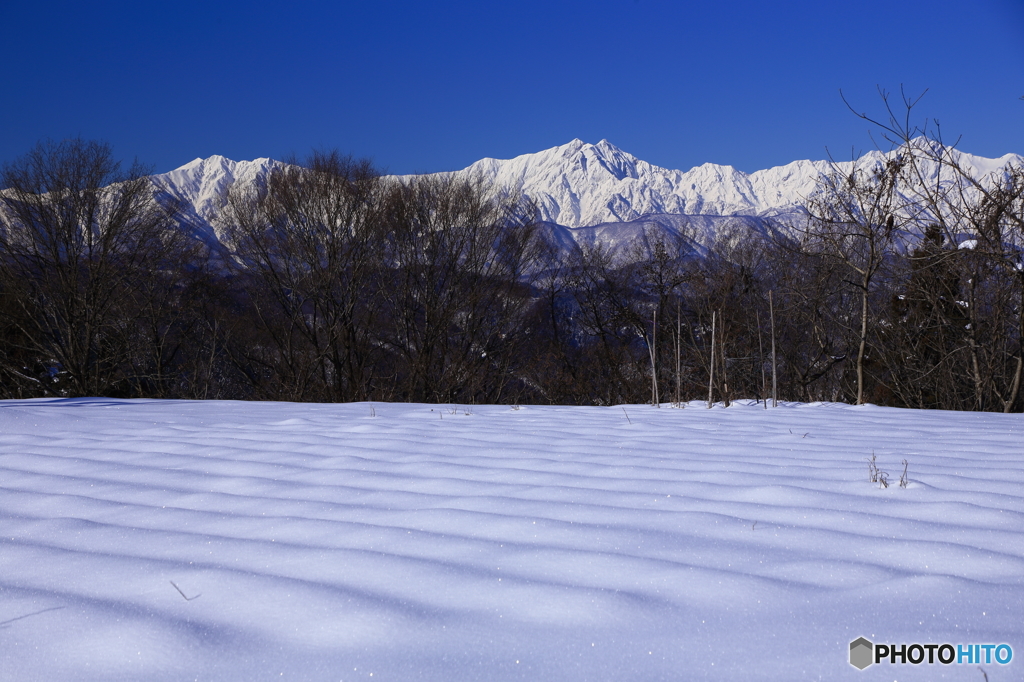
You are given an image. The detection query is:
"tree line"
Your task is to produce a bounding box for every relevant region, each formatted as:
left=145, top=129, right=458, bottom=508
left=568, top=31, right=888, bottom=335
left=2, top=108, right=1022, bottom=410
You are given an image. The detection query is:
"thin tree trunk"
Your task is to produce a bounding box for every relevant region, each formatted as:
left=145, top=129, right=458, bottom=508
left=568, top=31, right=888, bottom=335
left=770, top=290, right=777, bottom=408
left=1007, top=281, right=1024, bottom=413
left=708, top=310, right=716, bottom=409
left=671, top=301, right=679, bottom=405
left=1003, top=355, right=1022, bottom=413
left=856, top=272, right=870, bottom=405
left=757, top=310, right=766, bottom=409
left=648, top=309, right=659, bottom=407
left=966, top=278, right=985, bottom=410
left=720, top=310, right=730, bottom=407
left=203, top=320, right=218, bottom=400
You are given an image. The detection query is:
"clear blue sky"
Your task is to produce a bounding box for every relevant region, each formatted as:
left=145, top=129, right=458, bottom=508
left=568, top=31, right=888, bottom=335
left=2, top=0, right=1022, bottom=176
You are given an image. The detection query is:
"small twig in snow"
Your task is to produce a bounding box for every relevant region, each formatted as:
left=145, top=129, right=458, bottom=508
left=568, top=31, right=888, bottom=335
left=867, top=453, right=879, bottom=483
left=170, top=580, right=201, bottom=601
left=0, top=606, right=65, bottom=628
left=622, top=407, right=631, bottom=424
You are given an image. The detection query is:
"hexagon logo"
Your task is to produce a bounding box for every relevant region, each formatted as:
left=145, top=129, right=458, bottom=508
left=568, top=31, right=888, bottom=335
left=850, top=637, right=874, bottom=670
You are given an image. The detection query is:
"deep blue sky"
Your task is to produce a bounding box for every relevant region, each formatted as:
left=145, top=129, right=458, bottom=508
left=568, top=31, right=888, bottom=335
left=3, top=0, right=1022, bottom=176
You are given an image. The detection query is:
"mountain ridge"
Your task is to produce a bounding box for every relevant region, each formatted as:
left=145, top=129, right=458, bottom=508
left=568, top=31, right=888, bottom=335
left=151, top=139, right=1024, bottom=250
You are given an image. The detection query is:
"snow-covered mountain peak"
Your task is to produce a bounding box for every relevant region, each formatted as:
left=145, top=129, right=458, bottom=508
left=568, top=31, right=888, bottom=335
left=454, top=138, right=1023, bottom=227
left=455, top=139, right=768, bottom=226
left=150, top=138, right=1023, bottom=240
left=152, top=154, right=282, bottom=246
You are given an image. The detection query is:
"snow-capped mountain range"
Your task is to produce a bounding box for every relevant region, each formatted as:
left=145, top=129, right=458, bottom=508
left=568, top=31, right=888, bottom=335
left=152, top=139, right=1023, bottom=254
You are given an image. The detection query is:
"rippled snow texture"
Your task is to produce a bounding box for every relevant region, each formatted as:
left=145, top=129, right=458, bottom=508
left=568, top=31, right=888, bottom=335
left=1, top=399, right=1022, bottom=680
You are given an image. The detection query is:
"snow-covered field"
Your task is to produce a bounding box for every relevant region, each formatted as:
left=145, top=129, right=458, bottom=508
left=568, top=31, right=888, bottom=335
left=1, top=399, right=1021, bottom=681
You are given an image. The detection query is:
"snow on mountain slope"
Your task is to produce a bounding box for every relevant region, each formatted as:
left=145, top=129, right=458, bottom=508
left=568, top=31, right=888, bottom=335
left=152, top=154, right=283, bottom=248
left=552, top=213, right=782, bottom=261
left=149, top=140, right=1024, bottom=254
left=457, top=139, right=770, bottom=226
left=454, top=139, right=1024, bottom=229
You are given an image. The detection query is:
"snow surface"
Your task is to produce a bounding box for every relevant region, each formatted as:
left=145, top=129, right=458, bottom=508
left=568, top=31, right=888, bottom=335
left=2, top=399, right=1022, bottom=681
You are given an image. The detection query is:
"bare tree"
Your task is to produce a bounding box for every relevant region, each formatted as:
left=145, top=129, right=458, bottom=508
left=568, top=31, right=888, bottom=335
left=802, top=152, right=908, bottom=404
left=841, top=87, right=1024, bottom=411
left=378, top=174, right=541, bottom=403
left=221, top=151, right=386, bottom=401
left=0, top=139, right=193, bottom=397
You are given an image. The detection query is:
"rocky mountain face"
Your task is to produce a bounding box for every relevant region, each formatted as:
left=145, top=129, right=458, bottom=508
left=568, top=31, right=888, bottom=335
left=153, top=154, right=282, bottom=251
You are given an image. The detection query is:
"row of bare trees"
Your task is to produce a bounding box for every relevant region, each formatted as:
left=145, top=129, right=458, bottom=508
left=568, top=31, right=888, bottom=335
left=0, top=140, right=213, bottom=398
left=2, top=118, right=1022, bottom=410
left=793, top=90, right=1024, bottom=411
left=217, top=150, right=543, bottom=403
